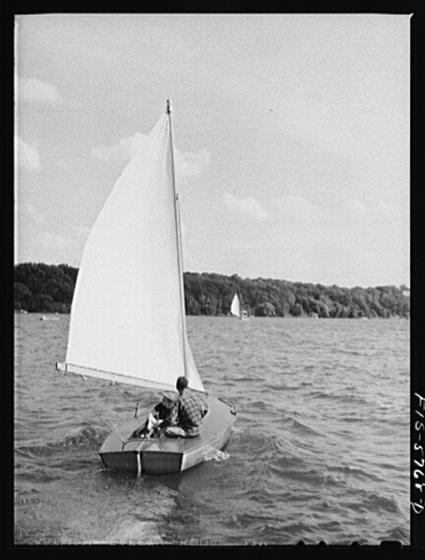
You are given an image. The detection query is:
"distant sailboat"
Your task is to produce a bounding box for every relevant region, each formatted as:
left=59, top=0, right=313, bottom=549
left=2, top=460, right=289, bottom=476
left=41, top=314, right=59, bottom=321
left=230, top=293, right=241, bottom=318
left=230, top=293, right=249, bottom=320
left=56, top=101, right=236, bottom=475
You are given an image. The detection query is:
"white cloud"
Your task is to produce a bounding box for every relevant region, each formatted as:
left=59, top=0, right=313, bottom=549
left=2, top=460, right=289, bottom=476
left=91, top=133, right=147, bottom=163
left=223, top=192, right=268, bottom=222
left=15, top=136, right=41, bottom=171
left=92, top=133, right=210, bottom=178
left=174, top=148, right=210, bottom=177
left=18, top=77, right=62, bottom=104
left=344, top=198, right=403, bottom=224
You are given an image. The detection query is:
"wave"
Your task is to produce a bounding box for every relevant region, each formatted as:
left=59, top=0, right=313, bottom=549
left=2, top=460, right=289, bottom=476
left=247, top=399, right=269, bottom=412
left=309, top=390, right=338, bottom=401
left=346, top=490, right=401, bottom=515
left=230, top=430, right=279, bottom=456
left=253, top=521, right=314, bottom=544
left=269, top=464, right=330, bottom=486
left=327, top=464, right=382, bottom=483
left=15, top=467, right=63, bottom=484
left=228, top=430, right=309, bottom=477
left=337, top=394, right=370, bottom=406
left=308, top=390, right=370, bottom=406
left=316, top=519, right=343, bottom=532
left=228, top=375, right=254, bottom=384
left=284, top=417, right=324, bottom=438
left=261, top=378, right=313, bottom=392
left=361, top=492, right=401, bottom=514
left=385, top=525, right=409, bottom=542
left=202, top=448, right=230, bottom=462
left=372, top=461, right=405, bottom=472
left=103, top=517, right=163, bottom=544
left=15, top=425, right=108, bottom=458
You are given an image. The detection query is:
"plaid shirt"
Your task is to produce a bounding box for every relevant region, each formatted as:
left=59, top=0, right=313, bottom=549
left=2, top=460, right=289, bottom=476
left=175, top=393, right=207, bottom=436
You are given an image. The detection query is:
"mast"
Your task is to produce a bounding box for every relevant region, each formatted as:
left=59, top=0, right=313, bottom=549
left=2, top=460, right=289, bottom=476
left=166, top=99, right=189, bottom=378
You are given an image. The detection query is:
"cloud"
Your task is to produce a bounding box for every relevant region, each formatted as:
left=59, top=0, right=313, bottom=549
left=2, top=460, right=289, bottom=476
left=223, top=192, right=268, bottom=222
left=18, top=77, right=62, bottom=104
left=174, top=148, right=210, bottom=177
left=91, top=133, right=147, bottom=163
left=15, top=136, right=41, bottom=171
left=92, top=133, right=210, bottom=178
left=344, top=198, right=403, bottom=224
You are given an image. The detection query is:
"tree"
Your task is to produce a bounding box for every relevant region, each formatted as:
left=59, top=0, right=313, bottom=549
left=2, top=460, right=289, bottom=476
left=14, top=282, right=33, bottom=310
left=14, top=263, right=410, bottom=318
left=255, top=302, right=276, bottom=317
left=290, top=303, right=303, bottom=316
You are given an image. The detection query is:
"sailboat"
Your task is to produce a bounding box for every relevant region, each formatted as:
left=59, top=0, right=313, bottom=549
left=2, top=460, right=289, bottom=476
left=56, top=101, right=236, bottom=476
left=230, top=293, right=241, bottom=318
left=41, top=314, right=60, bottom=321
left=230, top=293, right=249, bottom=320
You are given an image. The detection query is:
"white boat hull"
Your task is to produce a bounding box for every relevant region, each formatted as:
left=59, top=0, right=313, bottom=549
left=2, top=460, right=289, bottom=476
left=99, top=395, right=236, bottom=475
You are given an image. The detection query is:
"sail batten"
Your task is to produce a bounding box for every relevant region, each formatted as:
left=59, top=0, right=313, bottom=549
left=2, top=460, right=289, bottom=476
left=63, top=108, right=205, bottom=393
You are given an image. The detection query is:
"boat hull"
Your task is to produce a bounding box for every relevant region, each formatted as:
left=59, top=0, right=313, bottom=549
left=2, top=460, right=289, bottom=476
left=99, top=395, right=236, bottom=475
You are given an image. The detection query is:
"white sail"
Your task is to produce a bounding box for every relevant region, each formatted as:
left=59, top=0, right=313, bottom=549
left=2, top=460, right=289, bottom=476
left=230, top=293, right=241, bottom=318
left=59, top=110, right=205, bottom=393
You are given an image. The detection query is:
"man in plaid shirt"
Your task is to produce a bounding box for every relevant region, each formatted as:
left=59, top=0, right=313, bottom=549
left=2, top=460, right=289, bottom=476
left=164, top=377, right=208, bottom=438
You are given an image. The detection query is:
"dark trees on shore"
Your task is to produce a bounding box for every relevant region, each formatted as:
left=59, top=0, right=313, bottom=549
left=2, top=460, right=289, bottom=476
left=14, top=263, right=410, bottom=318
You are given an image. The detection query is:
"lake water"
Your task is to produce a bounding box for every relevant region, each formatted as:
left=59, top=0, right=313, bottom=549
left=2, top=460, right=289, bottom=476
left=14, top=313, right=410, bottom=545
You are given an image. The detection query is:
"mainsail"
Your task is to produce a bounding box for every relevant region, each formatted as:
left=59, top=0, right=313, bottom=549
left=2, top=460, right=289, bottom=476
left=230, top=294, right=241, bottom=318
left=57, top=107, right=205, bottom=393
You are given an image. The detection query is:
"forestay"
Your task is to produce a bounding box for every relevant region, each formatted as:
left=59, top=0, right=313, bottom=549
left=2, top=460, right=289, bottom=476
left=58, top=111, right=205, bottom=393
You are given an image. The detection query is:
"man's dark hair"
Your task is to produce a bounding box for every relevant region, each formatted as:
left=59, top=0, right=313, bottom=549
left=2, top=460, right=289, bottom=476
left=176, top=376, right=188, bottom=392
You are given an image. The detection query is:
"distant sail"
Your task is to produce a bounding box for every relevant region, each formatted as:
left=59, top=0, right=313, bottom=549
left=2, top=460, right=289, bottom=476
left=230, top=293, right=241, bottom=318
left=61, top=113, right=205, bottom=393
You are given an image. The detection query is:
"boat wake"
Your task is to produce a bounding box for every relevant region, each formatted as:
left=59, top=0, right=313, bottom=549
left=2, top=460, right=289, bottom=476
left=16, top=426, right=108, bottom=458
left=202, top=447, right=230, bottom=462
left=62, top=425, right=108, bottom=447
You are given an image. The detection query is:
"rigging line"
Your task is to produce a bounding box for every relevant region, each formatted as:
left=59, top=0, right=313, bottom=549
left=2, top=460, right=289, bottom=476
left=110, top=382, right=145, bottom=419
left=110, top=381, right=141, bottom=411
left=75, top=377, right=116, bottom=435
left=79, top=375, right=126, bottom=443
left=77, top=378, right=118, bottom=436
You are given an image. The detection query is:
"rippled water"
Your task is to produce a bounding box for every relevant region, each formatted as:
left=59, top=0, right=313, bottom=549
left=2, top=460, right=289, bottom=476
left=14, top=313, right=409, bottom=545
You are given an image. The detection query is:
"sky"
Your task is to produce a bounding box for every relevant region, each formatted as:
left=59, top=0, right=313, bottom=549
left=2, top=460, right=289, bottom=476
left=15, top=14, right=410, bottom=288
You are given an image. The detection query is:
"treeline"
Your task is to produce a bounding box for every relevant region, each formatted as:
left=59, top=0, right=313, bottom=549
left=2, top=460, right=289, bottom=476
left=14, top=263, right=410, bottom=318
left=15, top=263, right=77, bottom=314
left=184, top=272, right=410, bottom=318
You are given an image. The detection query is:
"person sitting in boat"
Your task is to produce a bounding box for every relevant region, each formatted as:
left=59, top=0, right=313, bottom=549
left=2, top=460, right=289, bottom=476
left=131, top=391, right=179, bottom=439
left=164, top=376, right=208, bottom=438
